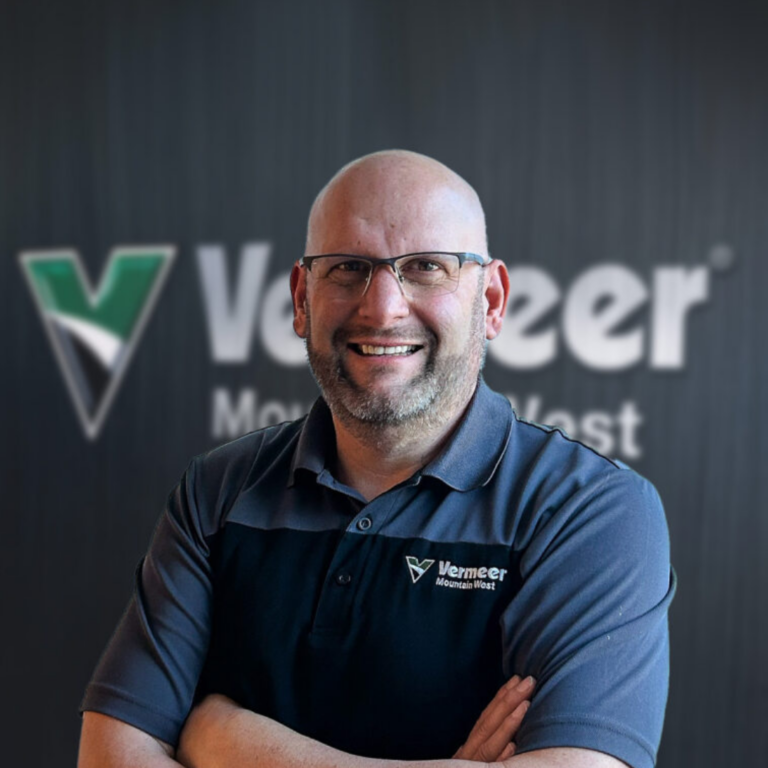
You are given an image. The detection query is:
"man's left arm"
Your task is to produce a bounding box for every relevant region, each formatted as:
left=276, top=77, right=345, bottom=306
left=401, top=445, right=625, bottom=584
left=500, top=468, right=676, bottom=768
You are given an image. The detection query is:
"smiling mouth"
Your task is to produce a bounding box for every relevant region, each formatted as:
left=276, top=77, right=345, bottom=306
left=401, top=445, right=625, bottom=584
left=348, top=343, right=423, bottom=356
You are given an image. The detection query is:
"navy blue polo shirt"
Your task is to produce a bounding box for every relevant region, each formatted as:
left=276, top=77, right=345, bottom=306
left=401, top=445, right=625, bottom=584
left=81, top=379, right=676, bottom=767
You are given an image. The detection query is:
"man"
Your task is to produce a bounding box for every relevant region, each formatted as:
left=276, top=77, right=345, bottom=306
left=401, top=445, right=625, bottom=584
left=78, top=150, right=676, bottom=768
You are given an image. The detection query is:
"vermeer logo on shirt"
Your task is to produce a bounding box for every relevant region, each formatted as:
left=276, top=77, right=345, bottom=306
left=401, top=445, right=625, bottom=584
left=405, top=556, right=435, bottom=583
left=435, top=560, right=508, bottom=591
left=405, top=556, right=509, bottom=591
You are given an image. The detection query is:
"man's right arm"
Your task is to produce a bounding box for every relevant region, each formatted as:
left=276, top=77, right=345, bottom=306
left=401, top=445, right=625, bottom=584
left=78, top=711, right=180, bottom=768
left=77, top=711, right=476, bottom=768
left=79, top=458, right=216, bottom=752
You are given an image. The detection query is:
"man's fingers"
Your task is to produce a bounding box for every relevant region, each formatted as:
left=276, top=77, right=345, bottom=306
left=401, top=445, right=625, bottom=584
left=477, top=700, right=529, bottom=762
left=456, top=677, right=516, bottom=756
left=475, top=675, right=521, bottom=725
left=497, top=701, right=529, bottom=744
left=479, top=676, right=524, bottom=728
left=455, top=676, right=535, bottom=761
left=465, top=676, right=534, bottom=751
left=498, top=741, right=516, bottom=761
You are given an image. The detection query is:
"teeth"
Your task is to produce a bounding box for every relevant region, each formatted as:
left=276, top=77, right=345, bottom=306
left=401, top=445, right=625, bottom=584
left=358, top=344, right=417, bottom=356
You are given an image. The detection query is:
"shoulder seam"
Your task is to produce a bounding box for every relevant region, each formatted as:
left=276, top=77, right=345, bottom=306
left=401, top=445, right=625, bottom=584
left=203, top=415, right=308, bottom=459
left=225, top=417, right=307, bottom=527
left=191, top=415, right=309, bottom=530
left=512, top=411, right=623, bottom=470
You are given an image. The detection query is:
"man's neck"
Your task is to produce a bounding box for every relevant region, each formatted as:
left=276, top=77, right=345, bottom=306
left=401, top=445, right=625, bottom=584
left=330, top=387, right=477, bottom=502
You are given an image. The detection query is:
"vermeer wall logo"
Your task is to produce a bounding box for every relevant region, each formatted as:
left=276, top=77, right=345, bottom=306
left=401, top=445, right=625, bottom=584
left=18, top=240, right=728, bottom=453
left=19, top=247, right=175, bottom=439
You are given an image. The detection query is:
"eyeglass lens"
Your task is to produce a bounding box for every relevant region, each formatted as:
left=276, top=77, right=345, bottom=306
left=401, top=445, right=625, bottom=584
left=313, top=253, right=462, bottom=297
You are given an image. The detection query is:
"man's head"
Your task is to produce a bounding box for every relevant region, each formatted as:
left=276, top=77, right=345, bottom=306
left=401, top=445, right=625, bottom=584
left=291, top=150, right=508, bottom=434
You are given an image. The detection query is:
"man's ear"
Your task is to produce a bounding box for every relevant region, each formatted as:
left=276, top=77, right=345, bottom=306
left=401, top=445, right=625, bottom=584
left=484, top=259, right=509, bottom=340
left=290, top=262, right=308, bottom=338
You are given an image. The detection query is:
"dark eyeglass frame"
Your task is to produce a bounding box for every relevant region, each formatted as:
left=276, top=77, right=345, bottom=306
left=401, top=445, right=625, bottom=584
left=299, top=251, right=490, bottom=272
left=300, top=251, right=490, bottom=298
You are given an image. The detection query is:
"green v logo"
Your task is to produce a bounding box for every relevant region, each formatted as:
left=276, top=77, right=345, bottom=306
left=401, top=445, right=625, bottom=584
left=405, top=555, right=435, bottom=584
left=19, top=247, right=175, bottom=439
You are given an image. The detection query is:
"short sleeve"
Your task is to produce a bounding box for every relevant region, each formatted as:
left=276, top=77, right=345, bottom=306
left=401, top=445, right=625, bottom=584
left=79, top=458, right=213, bottom=746
left=501, top=469, right=676, bottom=768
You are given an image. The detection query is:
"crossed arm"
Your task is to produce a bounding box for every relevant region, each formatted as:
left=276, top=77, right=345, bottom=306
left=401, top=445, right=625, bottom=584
left=78, top=676, right=627, bottom=768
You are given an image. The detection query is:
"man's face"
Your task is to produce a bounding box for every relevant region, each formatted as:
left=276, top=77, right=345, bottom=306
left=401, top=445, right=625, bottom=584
left=293, top=175, right=495, bottom=430
left=303, top=265, right=487, bottom=427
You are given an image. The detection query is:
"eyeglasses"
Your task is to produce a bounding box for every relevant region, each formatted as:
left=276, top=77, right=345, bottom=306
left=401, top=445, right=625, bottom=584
left=300, top=252, right=490, bottom=299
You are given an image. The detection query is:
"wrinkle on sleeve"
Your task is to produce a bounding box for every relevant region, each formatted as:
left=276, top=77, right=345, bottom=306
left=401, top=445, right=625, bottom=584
left=79, top=458, right=214, bottom=746
left=502, top=468, right=676, bottom=768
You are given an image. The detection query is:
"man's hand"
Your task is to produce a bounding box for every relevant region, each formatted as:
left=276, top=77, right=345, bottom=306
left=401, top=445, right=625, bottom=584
left=453, top=675, right=535, bottom=763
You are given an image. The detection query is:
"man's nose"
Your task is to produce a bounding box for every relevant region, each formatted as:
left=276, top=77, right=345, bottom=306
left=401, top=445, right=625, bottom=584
left=357, top=263, right=410, bottom=322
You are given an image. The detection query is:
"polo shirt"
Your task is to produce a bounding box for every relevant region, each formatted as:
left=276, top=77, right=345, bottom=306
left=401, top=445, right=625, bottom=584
left=80, top=379, right=676, bottom=767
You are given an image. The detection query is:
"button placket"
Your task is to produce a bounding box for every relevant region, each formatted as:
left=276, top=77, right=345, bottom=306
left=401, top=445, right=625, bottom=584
left=310, top=492, right=400, bottom=637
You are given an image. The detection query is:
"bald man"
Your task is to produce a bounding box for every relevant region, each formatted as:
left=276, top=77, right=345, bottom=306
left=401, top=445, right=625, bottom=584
left=78, top=151, right=675, bottom=768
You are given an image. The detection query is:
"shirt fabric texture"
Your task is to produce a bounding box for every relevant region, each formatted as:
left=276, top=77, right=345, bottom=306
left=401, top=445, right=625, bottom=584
left=80, top=379, right=676, bottom=767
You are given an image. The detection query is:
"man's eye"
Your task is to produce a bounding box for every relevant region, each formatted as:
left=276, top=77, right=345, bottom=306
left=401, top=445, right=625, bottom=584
left=332, top=260, right=366, bottom=272
left=403, top=259, right=443, bottom=272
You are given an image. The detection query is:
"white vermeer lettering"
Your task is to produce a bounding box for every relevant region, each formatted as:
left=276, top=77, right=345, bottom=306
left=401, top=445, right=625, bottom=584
left=437, top=561, right=507, bottom=582
left=490, top=263, right=712, bottom=371
left=212, top=387, right=308, bottom=438
left=198, top=243, right=271, bottom=363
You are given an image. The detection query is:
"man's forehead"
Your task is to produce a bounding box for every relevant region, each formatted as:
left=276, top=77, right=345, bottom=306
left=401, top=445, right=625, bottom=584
left=306, top=151, right=487, bottom=255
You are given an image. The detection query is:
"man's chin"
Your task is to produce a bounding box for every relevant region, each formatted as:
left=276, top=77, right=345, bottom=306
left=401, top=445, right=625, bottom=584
left=329, top=375, right=433, bottom=422
left=336, top=393, right=434, bottom=426
left=307, top=344, right=445, bottom=427
left=338, top=353, right=427, bottom=393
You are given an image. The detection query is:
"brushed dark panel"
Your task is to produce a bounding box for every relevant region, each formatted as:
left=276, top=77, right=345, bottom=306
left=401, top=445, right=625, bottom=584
left=1, top=1, right=766, bottom=766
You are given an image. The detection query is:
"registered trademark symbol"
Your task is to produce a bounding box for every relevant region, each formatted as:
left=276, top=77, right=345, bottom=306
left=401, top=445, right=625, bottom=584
left=708, top=243, right=736, bottom=272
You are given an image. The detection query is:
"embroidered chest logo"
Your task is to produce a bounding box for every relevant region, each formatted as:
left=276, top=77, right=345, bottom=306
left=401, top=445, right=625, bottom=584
left=405, top=555, right=509, bottom=591
left=405, top=556, right=435, bottom=583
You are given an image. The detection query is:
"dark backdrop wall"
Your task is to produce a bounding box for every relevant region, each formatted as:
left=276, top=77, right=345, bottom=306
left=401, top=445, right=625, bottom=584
left=1, top=1, right=766, bottom=766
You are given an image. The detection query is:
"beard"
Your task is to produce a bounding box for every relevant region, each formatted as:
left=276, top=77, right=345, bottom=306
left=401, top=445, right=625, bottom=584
left=304, top=286, right=487, bottom=432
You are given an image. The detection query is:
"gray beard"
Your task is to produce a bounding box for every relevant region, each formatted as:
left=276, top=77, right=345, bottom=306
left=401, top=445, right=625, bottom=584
left=304, top=288, right=487, bottom=435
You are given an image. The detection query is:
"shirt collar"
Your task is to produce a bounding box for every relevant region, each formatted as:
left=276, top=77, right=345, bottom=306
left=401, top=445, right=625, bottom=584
left=288, top=396, right=336, bottom=485
left=288, top=378, right=514, bottom=491
left=420, top=378, right=514, bottom=490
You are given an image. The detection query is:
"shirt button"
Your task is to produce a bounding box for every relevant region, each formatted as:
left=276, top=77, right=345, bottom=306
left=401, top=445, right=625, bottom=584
left=335, top=572, right=352, bottom=586
left=356, top=516, right=373, bottom=531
